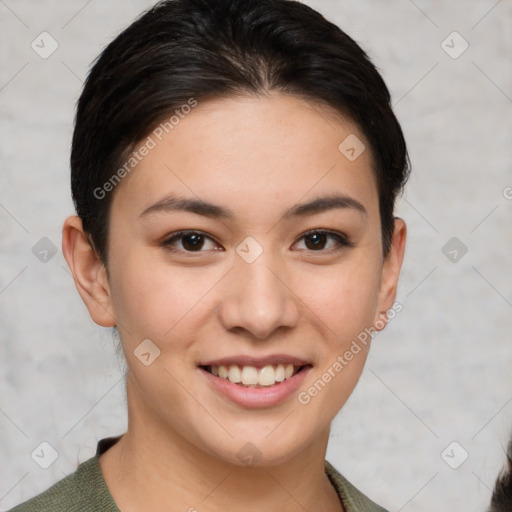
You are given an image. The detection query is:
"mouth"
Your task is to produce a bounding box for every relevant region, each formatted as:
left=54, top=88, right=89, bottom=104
left=197, top=356, right=313, bottom=408
left=200, top=363, right=310, bottom=388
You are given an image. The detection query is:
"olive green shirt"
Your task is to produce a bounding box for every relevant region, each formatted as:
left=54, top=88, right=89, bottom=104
left=9, top=437, right=388, bottom=512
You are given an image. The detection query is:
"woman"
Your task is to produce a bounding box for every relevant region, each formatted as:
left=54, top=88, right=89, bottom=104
left=9, top=0, right=409, bottom=510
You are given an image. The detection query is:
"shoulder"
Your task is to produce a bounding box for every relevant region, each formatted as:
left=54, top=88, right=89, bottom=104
left=325, top=460, right=389, bottom=512
left=7, top=456, right=119, bottom=512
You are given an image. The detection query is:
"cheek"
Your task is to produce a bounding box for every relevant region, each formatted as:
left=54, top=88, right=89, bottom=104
left=107, top=253, right=213, bottom=344
left=300, top=257, right=382, bottom=339
left=298, top=263, right=381, bottom=412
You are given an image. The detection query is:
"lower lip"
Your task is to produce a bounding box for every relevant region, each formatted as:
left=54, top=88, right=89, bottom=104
left=199, top=366, right=311, bottom=409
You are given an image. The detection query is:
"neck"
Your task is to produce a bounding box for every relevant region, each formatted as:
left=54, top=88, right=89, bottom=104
left=99, top=374, right=343, bottom=512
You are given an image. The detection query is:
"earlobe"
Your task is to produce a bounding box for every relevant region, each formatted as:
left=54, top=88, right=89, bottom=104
left=373, top=217, right=407, bottom=331
left=61, top=215, right=116, bottom=327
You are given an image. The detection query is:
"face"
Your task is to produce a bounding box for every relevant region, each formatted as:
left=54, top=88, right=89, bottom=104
left=68, top=93, right=405, bottom=467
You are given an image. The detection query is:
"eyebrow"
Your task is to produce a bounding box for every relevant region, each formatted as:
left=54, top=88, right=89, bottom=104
left=140, top=193, right=367, bottom=220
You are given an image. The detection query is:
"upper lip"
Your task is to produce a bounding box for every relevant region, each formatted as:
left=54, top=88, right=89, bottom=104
left=198, top=354, right=311, bottom=368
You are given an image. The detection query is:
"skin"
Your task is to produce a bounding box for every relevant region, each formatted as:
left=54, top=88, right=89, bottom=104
left=62, top=92, right=406, bottom=512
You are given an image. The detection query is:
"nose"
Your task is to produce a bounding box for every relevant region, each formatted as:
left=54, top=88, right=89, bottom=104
left=217, top=249, right=300, bottom=340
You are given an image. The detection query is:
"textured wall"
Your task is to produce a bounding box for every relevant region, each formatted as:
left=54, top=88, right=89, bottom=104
left=1, top=1, right=511, bottom=511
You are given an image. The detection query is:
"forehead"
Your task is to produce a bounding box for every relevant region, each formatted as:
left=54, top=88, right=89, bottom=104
left=110, top=93, right=379, bottom=222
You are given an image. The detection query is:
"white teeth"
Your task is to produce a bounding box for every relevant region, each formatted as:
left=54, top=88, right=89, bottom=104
left=241, top=366, right=258, bottom=385
left=258, top=365, right=275, bottom=386
left=208, top=363, right=303, bottom=387
left=219, top=365, right=228, bottom=379
left=275, top=364, right=285, bottom=382
left=228, top=365, right=241, bottom=383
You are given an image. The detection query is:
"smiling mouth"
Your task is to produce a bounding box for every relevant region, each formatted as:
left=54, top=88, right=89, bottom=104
left=201, top=364, right=310, bottom=388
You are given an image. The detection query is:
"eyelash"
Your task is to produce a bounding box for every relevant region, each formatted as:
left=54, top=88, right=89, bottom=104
left=160, top=229, right=354, bottom=254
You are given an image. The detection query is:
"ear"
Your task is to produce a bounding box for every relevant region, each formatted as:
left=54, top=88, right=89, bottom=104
left=62, top=215, right=116, bottom=327
left=373, top=217, right=407, bottom=331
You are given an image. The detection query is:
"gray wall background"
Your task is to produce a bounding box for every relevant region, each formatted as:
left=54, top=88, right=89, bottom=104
left=1, top=1, right=511, bottom=510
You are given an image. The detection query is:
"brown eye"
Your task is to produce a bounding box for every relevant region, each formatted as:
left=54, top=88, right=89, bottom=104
left=181, top=233, right=205, bottom=251
left=304, top=232, right=328, bottom=250
left=162, top=231, right=220, bottom=252
left=295, top=230, right=353, bottom=252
